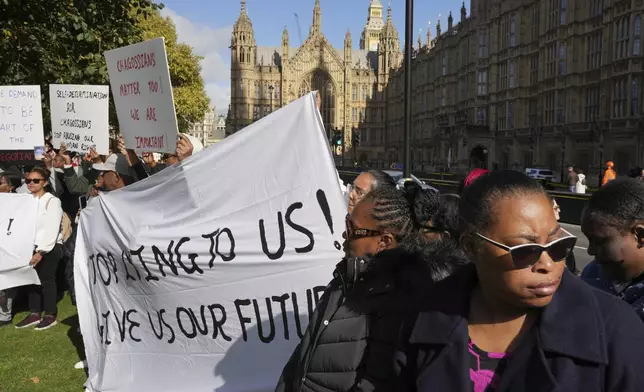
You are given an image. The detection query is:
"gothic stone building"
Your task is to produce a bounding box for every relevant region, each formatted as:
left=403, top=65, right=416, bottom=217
left=230, top=0, right=644, bottom=181
left=228, top=0, right=401, bottom=158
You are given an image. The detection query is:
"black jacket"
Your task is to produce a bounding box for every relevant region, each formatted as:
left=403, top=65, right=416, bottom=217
left=395, top=264, right=644, bottom=392
left=275, top=242, right=469, bottom=392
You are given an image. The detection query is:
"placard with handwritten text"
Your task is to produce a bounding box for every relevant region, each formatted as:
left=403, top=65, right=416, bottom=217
left=50, top=84, right=110, bottom=155
left=104, top=38, right=178, bottom=153
left=0, top=85, right=44, bottom=162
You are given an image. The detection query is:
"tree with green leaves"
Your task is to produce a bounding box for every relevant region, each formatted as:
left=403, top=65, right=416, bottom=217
left=0, top=0, right=161, bottom=132
left=137, top=10, right=210, bottom=132
left=0, top=0, right=209, bottom=135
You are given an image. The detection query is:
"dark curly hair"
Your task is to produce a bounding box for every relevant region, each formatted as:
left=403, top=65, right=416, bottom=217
left=431, top=193, right=461, bottom=240
left=583, top=177, right=644, bottom=232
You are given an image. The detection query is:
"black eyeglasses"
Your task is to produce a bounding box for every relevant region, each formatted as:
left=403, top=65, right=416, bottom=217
left=345, top=215, right=382, bottom=240
left=475, top=231, right=577, bottom=269
left=25, top=178, right=44, bottom=184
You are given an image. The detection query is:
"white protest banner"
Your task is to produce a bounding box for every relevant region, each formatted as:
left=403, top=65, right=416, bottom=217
left=104, top=37, right=178, bottom=154
left=0, top=193, right=40, bottom=291
left=49, top=85, right=110, bottom=154
left=0, top=86, right=44, bottom=163
left=75, top=93, right=346, bottom=392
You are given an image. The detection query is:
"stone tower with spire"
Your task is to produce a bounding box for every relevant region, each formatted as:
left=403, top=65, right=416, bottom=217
left=228, top=0, right=400, bottom=150
left=231, top=0, right=256, bottom=68
left=360, top=0, right=385, bottom=51
left=378, top=3, right=401, bottom=80
left=311, top=0, right=322, bottom=35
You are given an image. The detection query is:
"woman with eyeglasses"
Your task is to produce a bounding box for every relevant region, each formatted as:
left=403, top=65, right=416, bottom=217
left=581, top=178, right=644, bottom=322
left=347, top=170, right=396, bottom=214
left=276, top=185, right=468, bottom=392
left=14, top=167, right=64, bottom=331
left=396, top=170, right=644, bottom=392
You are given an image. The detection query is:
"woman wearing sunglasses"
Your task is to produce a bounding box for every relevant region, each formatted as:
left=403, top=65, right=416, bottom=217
left=276, top=185, right=468, bottom=392
left=397, top=170, right=644, bottom=392
left=14, top=166, right=64, bottom=331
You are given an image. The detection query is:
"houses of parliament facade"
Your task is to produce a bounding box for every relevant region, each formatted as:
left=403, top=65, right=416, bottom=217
left=228, top=0, right=644, bottom=178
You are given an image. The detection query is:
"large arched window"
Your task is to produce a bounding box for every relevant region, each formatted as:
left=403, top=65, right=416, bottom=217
left=298, top=69, right=336, bottom=130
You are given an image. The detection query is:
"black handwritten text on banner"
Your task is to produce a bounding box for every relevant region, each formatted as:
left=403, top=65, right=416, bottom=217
left=74, top=93, right=346, bottom=392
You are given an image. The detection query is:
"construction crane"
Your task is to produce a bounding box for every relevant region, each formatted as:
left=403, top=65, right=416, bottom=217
left=293, top=13, right=304, bottom=45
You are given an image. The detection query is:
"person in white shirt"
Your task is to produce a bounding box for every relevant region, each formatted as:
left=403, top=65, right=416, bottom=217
left=575, top=170, right=587, bottom=194
left=14, top=166, right=64, bottom=331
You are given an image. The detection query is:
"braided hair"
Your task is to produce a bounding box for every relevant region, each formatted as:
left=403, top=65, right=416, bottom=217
left=363, top=185, right=422, bottom=245
left=403, top=180, right=440, bottom=228
left=583, top=177, right=644, bottom=231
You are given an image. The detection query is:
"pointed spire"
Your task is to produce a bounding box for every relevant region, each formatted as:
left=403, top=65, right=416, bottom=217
left=233, top=0, right=254, bottom=35
left=417, top=28, right=422, bottom=50
left=436, top=14, right=442, bottom=36
left=427, top=20, right=432, bottom=45
left=345, top=27, right=352, bottom=59
left=461, top=2, right=467, bottom=22
left=311, top=0, right=322, bottom=34
left=282, top=25, right=289, bottom=58
left=448, top=11, right=453, bottom=32
left=387, top=0, right=392, bottom=22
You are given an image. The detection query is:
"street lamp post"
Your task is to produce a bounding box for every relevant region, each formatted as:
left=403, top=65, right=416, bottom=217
left=559, top=126, right=565, bottom=184
left=352, top=127, right=358, bottom=166
left=341, top=127, right=345, bottom=167
left=403, top=0, right=414, bottom=177
left=268, top=85, right=274, bottom=113
left=592, top=122, right=603, bottom=186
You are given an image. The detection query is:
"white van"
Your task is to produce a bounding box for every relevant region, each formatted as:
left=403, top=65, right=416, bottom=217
left=525, top=168, right=557, bottom=182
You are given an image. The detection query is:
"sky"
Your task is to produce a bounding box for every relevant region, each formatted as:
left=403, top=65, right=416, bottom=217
left=160, top=0, right=467, bottom=115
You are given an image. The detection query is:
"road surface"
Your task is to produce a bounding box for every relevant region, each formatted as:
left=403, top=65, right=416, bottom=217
left=561, top=223, right=592, bottom=272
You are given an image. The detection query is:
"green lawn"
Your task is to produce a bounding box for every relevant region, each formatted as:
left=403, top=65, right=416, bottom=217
left=0, top=295, right=87, bottom=392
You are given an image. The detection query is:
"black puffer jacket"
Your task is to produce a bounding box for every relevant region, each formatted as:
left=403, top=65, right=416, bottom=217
left=275, top=241, right=469, bottom=392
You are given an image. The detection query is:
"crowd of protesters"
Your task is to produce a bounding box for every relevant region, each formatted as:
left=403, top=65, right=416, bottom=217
left=0, top=134, right=200, bottom=333
left=3, top=127, right=644, bottom=391
left=277, top=166, right=644, bottom=392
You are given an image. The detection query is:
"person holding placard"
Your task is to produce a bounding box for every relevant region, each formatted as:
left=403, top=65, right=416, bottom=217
left=14, top=167, right=64, bottom=331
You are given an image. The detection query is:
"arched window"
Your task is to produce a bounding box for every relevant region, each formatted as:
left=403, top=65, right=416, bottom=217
left=246, top=48, right=251, bottom=63
left=298, top=70, right=335, bottom=130
left=239, top=47, right=245, bottom=63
